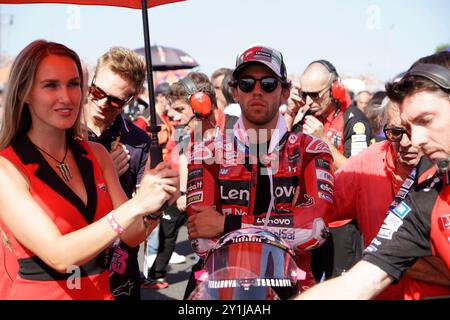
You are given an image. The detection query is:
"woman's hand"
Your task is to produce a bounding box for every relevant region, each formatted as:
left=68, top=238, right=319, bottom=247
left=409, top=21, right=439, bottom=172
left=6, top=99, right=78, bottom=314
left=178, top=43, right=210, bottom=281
left=133, top=162, right=179, bottom=215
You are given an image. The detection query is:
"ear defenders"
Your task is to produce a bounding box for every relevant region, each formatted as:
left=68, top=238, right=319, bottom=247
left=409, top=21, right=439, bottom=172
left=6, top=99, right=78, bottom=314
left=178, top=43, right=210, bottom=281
left=402, top=63, right=450, bottom=90
left=311, top=59, right=347, bottom=105
left=180, top=77, right=212, bottom=117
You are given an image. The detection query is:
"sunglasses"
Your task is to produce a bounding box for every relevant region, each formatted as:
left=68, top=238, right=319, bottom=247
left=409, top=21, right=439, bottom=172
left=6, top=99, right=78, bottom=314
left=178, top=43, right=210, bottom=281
left=89, top=82, right=133, bottom=109
left=383, top=125, right=410, bottom=142
left=237, top=76, right=279, bottom=93
left=300, top=86, right=330, bottom=100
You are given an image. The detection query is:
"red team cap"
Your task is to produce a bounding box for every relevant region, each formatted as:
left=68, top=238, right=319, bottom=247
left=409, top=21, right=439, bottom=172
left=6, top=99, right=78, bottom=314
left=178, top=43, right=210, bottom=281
left=233, top=45, right=287, bottom=82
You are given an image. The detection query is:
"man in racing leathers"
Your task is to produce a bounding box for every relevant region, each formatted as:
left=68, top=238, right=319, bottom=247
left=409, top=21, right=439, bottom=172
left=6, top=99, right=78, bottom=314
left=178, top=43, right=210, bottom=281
left=184, top=45, right=335, bottom=298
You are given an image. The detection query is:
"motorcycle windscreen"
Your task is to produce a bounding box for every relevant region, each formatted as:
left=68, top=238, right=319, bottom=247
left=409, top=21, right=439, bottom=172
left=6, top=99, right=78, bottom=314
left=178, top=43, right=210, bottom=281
left=188, top=241, right=301, bottom=300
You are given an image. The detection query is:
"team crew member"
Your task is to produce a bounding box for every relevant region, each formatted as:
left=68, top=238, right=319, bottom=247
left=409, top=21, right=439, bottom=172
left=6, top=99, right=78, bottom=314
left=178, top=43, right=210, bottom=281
left=184, top=45, right=335, bottom=298
left=287, top=60, right=371, bottom=280
left=84, top=47, right=151, bottom=300
left=297, top=51, right=450, bottom=300
left=0, top=40, right=178, bottom=300
left=332, top=97, right=450, bottom=299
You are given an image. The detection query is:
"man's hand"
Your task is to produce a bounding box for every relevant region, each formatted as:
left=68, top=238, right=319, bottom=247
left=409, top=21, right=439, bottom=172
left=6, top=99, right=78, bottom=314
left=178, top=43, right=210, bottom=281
left=303, top=115, right=326, bottom=139
left=110, top=143, right=130, bottom=177
left=187, top=206, right=225, bottom=240
left=176, top=194, right=187, bottom=212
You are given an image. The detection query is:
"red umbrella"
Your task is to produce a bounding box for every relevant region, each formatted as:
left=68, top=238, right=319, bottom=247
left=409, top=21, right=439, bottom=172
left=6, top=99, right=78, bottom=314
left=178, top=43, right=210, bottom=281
left=0, top=0, right=185, bottom=167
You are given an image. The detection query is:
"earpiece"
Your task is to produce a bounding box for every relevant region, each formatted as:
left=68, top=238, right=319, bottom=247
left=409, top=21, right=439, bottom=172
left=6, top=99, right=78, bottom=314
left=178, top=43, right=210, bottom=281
left=311, top=59, right=347, bottom=105
left=180, top=77, right=212, bottom=117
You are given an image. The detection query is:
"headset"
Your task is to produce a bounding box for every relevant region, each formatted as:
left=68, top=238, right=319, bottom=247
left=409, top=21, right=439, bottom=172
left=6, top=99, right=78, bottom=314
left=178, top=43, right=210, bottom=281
left=401, top=62, right=450, bottom=180
left=402, top=63, right=450, bottom=90
left=180, top=77, right=212, bottom=117
left=310, top=59, right=347, bottom=105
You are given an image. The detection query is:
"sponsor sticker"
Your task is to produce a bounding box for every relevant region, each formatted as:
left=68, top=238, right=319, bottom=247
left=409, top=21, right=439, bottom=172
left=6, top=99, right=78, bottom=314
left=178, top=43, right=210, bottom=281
left=315, top=158, right=331, bottom=170
left=377, top=227, right=395, bottom=240
left=220, top=181, right=250, bottom=206
left=403, top=178, right=414, bottom=189
left=372, top=238, right=382, bottom=246
left=306, top=137, right=332, bottom=155
left=187, top=192, right=203, bottom=206
left=288, top=134, right=298, bottom=145
left=397, top=188, right=409, bottom=199
left=187, top=180, right=203, bottom=193
left=351, top=141, right=368, bottom=149
left=392, top=202, right=411, bottom=219
left=188, top=168, right=203, bottom=181
left=352, top=134, right=367, bottom=142
left=316, top=169, right=334, bottom=185
left=318, top=192, right=333, bottom=203
left=440, top=214, right=450, bottom=230
left=365, top=245, right=378, bottom=253
left=377, top=213, right=404, bottom=240
left=318, top=181, right=334, bottom=195
left=272, top=228, right=296, bottom=241
left=255, top=216, right=294, bottom=227
left=353, top=122, right=366, bottom=134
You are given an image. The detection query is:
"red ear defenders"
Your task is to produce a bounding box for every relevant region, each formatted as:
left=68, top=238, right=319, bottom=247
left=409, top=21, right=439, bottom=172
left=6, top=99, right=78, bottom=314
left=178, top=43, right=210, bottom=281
left=180, top=77, right=212, bottom=117
left=311, top=60, right=347, bottom=105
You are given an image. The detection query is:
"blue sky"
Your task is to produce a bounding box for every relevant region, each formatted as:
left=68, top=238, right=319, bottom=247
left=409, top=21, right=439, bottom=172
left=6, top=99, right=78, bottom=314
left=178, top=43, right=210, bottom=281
left=1, top=0, right=449, bottom=82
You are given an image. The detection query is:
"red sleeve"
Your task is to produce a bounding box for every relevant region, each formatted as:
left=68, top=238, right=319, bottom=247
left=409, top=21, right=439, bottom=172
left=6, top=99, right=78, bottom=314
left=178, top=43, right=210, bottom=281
left=186, top=141, right=221, bottom=258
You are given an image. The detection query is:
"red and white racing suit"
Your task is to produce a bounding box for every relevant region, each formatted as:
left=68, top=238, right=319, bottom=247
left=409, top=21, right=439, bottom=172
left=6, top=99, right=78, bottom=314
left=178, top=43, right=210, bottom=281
left=186, top=115, right=335, bottom=286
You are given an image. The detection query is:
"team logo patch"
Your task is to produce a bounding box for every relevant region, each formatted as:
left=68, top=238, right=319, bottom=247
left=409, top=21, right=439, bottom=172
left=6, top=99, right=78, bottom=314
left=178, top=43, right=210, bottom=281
left=440, top=214, right=450, bottom=230
left=377, top=213, right=404, bottom=240
left=296, top=194, right=315, bottom=208
left=318, top=181, right=334, bottom=195
left=187, top=192, right=203, bottom=206
left=318, top=192, right=333, bottom=203
left=392, top=202, right=411, bottom=219
left=403, top=178, right=414, bottom=189
left=188, top=168, right=203, bottom=181
left=315, top=158, right=331, bottom=170
left=306, top=137, right=332, bottom=155
left=396, top=188, right=409, bottom=200
left=316, top=169, right=334, bottom=185
left=353, top=122, right=366, bottom=134
left=288, top=134, right=298, bottom=145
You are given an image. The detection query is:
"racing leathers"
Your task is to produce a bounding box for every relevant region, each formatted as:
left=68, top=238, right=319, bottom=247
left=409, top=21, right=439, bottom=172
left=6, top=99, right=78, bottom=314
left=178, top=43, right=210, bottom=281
left=186, top=114, right=335, bottom=286
left=363, top=156, right=450, bottom=295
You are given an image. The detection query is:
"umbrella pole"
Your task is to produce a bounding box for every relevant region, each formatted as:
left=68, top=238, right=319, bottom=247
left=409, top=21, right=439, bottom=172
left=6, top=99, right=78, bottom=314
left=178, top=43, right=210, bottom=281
left=141, top=0, right=163, bottom=169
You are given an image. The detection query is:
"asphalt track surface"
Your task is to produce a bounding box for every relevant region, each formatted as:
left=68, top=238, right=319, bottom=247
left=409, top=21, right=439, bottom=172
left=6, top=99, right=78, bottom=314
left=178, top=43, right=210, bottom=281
left=138, top=225, right=196, bottom=300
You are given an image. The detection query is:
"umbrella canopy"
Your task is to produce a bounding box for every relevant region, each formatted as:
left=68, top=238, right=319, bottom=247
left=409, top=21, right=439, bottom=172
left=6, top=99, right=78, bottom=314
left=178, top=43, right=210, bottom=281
left=0, top=0, right=185, bottom=168
left=0, top=0, right=182, bottom=9
left=135, top=45, right=198, bottom=71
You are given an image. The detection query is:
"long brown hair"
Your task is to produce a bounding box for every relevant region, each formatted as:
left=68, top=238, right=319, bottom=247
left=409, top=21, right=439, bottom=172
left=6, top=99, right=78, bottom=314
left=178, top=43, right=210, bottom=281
left=0, top=40, right=85, bottom=150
